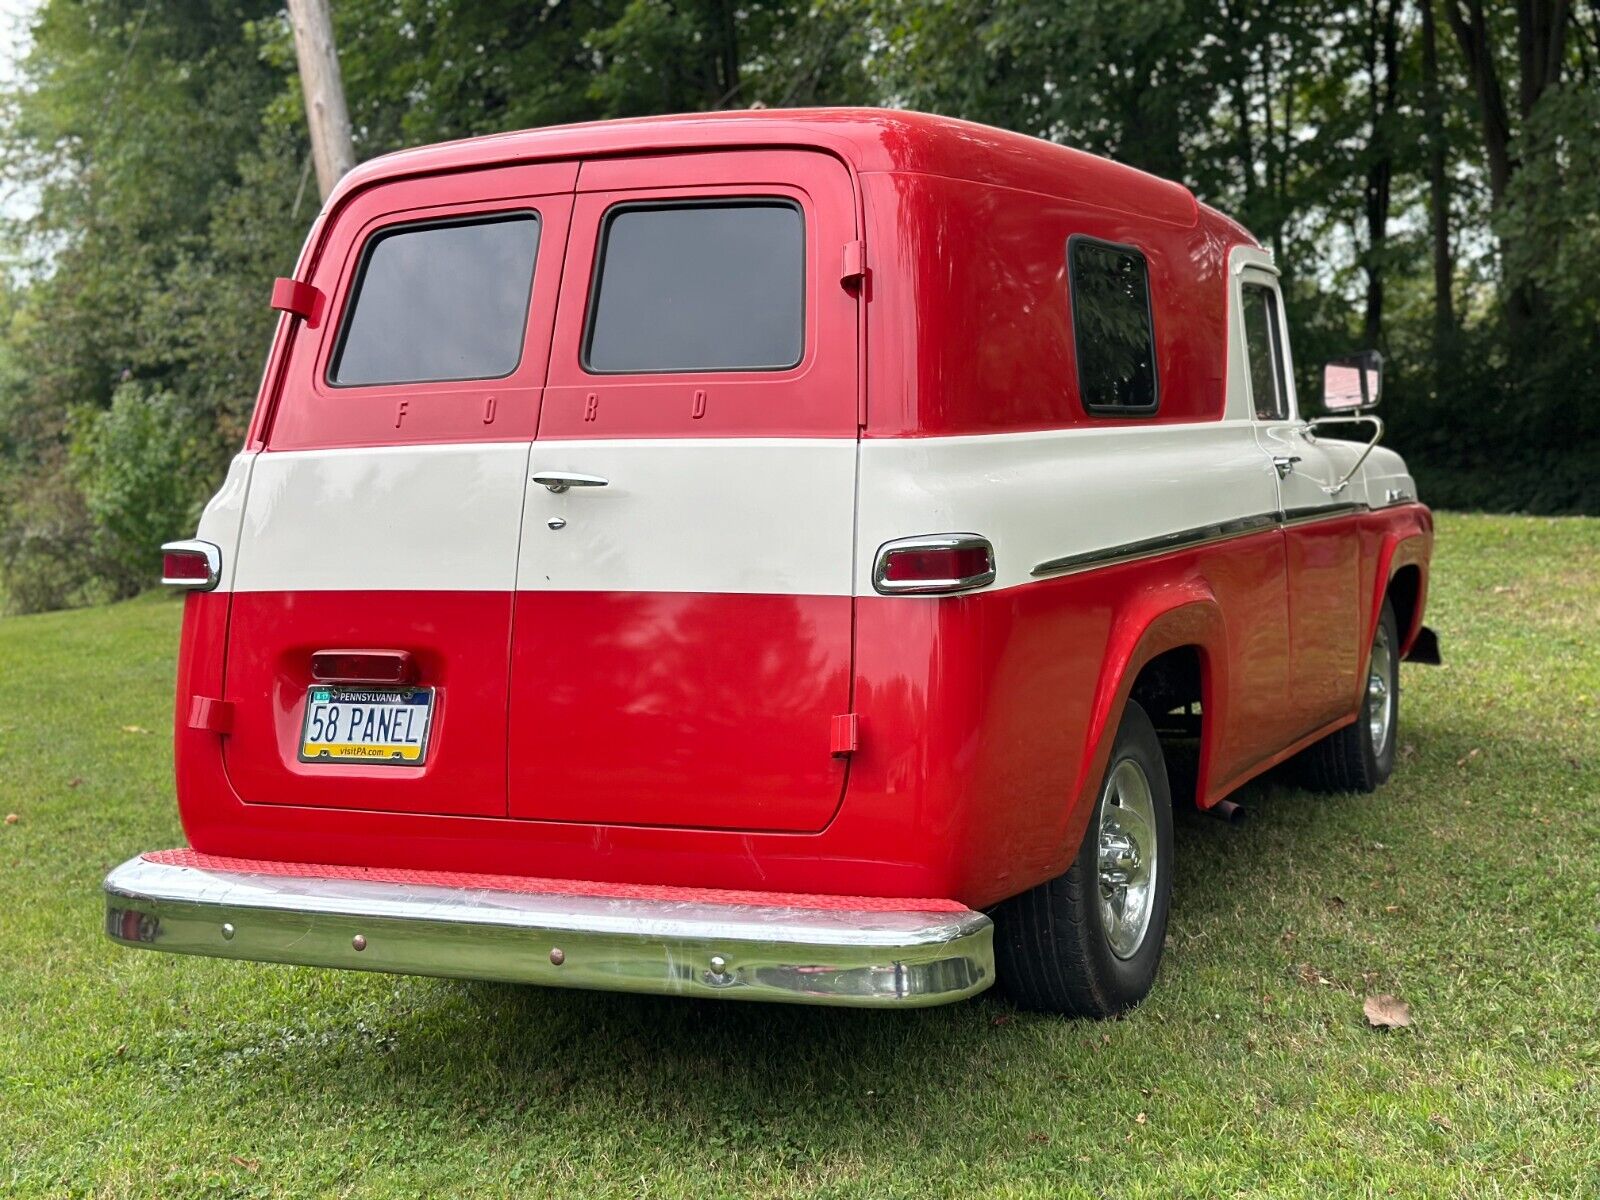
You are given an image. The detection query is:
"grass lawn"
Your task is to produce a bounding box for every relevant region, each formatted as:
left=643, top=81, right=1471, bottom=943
left=1, top=512, right=1597, bottom=1197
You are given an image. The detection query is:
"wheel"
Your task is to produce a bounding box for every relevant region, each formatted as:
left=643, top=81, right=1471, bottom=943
left=994, top=699, right=1174, bottom=1017
left=1295, top=598, right=1399, bottom=793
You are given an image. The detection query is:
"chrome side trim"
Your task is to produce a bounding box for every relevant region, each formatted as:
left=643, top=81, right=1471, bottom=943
left=103, top=856, right=994, bottom=1009
left=159, top=539, right=222, bottom=591
left=872, top=533, right=997, bottom=595
left=1031, top=513, right=1278, bottom=579
left=1030, top=502, right=1391, bottom=579
left=1279, top=501, right=1370, bottom=526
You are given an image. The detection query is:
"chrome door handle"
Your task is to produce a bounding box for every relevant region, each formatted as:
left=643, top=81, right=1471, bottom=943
left=532, top=471, right=609, bottom=494
left=1272, top=455, right=1302, bottom=480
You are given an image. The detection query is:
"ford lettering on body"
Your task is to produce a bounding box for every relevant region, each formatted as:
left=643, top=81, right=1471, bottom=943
left=107, top=109, right=1438, bottom=1015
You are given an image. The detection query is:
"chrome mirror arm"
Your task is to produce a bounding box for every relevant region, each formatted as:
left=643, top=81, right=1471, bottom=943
left=1306, top=414, right=1384, bottom=495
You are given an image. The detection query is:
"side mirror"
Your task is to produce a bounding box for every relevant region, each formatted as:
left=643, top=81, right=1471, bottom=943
left=1322, top=350, right=1383, bottom=411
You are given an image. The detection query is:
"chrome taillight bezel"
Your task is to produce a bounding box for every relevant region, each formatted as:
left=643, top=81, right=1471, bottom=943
left=871, top=534, right=997, bottom=596
left=160, top=539, right=222, bottom=592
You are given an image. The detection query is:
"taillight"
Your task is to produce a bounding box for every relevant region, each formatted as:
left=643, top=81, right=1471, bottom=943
left=160, top=540, right=221, bottom=591
left=872, top=535, right=996, bottom=595
left=310, top=650, right=416, bottom=685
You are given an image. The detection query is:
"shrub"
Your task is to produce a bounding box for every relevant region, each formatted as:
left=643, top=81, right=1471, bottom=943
left=68, top=384, right=217, bottom=599
left=0, top=469, right=107, bottom=614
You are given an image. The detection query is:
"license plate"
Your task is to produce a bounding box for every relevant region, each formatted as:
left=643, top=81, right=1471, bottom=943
left=298, top=686, right=434, bottom=766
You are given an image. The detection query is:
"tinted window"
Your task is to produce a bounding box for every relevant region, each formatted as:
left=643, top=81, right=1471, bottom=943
left=1069, top=239, right=1159, bottom=413
left=584, top=202, right=804, bottom=373
left=1241, top=283, right=1289, bottom=421
left=331, top=215, right=540, bottom=386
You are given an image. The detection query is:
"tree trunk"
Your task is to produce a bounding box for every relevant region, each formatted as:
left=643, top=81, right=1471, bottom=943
left=1420, top=0, right=1456, bottom=347
left=1442, top=0, right=1515, bottom=205
left=286, top=0, right=355, bottom=201
left=1362, top=0, right=1400, bottom=349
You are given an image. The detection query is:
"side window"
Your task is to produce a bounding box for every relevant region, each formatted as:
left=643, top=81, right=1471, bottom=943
left=330, top=214, right=541, bottom=387
left=583, top=201, right=804, bottom=374
left=1240, top=282, right=1289, bottom=421
left=1068, top=237, right=1159, bottom=414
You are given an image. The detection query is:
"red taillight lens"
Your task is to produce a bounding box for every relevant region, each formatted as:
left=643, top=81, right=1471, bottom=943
left=874, top=536, right=996, bottom=595
left=160, top=541, right=219, bottom=590
left=310, top=650, right=416, bottom=685
left=882, top=546, right=991, bottom=584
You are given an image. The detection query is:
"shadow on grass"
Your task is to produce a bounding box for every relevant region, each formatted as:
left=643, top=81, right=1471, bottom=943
left=169, top=711, right=1478, bottom=1141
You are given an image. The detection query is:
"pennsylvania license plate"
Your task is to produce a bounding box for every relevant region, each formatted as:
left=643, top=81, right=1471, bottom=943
left=298, top=686, right=434, bottom=766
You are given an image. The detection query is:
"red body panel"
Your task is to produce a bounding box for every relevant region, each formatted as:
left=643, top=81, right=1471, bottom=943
left=175, top=509, right=1431, bottom=910
left=538, top=151, right=861, bottom=440
left=507, top=592, right=853, bottom=831
left=1282, top=518, right=1364, bottom=737
left=858, top=171, right=1235, bottom=437
left=221, top=591, right=512, bottom=817
left=265, top=162, right=577, bottom=452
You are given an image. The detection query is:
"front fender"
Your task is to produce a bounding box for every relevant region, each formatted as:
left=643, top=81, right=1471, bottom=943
left=1367, top=505, right=1433, bottom=658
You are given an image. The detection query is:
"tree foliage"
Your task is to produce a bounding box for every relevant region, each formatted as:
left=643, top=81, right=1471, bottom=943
left=0, top=0, right=1595, bottom=610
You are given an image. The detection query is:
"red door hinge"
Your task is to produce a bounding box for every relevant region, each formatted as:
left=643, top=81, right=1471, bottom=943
left=188, top=696, right=234, bottom=735
left=270, top=276, right=322, bottom=322
left=830, top=713, right=859, bottom=757
left=840, top=240, right=867, bottom=288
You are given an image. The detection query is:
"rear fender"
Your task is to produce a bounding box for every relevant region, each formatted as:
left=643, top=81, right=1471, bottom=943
left=1056, top=578, right=1226, bottom=858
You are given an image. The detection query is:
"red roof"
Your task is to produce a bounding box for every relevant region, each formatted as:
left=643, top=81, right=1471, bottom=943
left=331, top=107, right=1202, bottom=230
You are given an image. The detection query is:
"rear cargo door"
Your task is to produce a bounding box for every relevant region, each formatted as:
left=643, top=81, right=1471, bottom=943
left=506, top=150, right=860, bottom=831
left=222, top=163, right=575, bottom=816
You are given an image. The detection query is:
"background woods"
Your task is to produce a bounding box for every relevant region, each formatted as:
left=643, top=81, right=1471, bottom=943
left=0, top=0, right=1595, bottom=612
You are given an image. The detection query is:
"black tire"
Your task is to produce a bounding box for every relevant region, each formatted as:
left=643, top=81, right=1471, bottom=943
left=994, top=700, right=1174, bottom=1018
left=1295, top=598, right=1400, bottom=794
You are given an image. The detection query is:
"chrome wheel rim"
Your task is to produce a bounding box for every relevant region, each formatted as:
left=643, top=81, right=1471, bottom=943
left=1097, top=758, right=1158, bottom=960
left=1367, top=622, right=1395, bottom=756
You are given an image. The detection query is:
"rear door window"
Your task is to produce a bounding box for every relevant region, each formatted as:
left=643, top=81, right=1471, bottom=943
left=330, top=214, right=541, bottom=386
left=582, top=201, right=803, bottom=374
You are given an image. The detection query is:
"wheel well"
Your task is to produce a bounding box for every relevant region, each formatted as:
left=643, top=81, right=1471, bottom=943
left=1128, top=646, right=1204, bottom=807
left=1387, top=564, right=1422, bottom=646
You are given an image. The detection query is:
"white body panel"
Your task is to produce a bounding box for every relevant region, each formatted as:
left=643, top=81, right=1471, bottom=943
left=855, top=421, right=1282, bottom=592
left=194, top=452, right=257, bottom=594
left=517, top=440, right=857, bottom=596
left=228, top=443, right=532, bottom=593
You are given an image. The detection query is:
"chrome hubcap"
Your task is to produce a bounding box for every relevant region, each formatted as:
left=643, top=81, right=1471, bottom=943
left=1367, top=623, right=1395, bottom=756
left=1096, top=758, right=1158, bottom=960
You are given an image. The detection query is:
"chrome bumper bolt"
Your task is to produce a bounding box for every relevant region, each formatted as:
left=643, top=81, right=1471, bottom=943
left=221, top=922, right=235, bottom=941
left=549, top=947, right=565, bottom=966
left=351, top=934, right=367, bottom=952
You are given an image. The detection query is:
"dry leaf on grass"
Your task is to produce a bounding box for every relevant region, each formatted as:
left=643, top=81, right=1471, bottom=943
left=120, top=725, right=151, bottom=735
left=1363, top=994, right=1412, bottom=1029
left=4, top=813, right=17, bottom=825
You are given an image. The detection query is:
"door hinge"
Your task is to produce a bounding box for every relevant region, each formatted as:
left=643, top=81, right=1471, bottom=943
left=188, top=696, right=235, bottom=735
left=270, top=276, right=322, bottom=322
left=830, top=713, right=859, bottom=757
left=840, top=240, right=867, bottom=288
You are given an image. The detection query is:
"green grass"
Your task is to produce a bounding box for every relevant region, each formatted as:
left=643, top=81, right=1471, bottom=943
left=2, top=513, right=1597, bottom=1198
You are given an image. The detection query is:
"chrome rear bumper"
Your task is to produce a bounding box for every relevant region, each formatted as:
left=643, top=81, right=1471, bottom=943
left=103, top=855, right=994, bottom=1008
